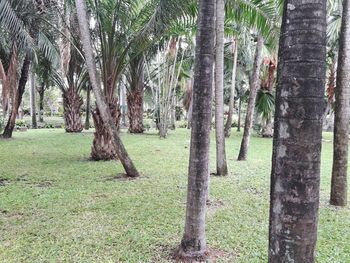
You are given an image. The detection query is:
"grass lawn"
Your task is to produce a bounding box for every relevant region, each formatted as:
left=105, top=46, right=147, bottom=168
left=0, top=128, right=349, bottom=262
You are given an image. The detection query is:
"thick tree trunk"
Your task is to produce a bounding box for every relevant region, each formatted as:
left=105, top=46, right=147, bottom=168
left=225, top=39, right=238, bottom=138
left=30, top=69, right=37, bottom=129
left=91, top=98, right=120, bottom=160
left=84, top=86, right=91, bottom=130
left=238, top=36, right=264, bottom=160
left=2, top=54, right=31, bottom=138
left=176, top=0, right=215, bottom=260
left=63, top=87, right=84, bottom=133
left=214, top=0, right=228, bottom=176
left=330, top=0, right=350, bottom=207
left=268, top=1, right=327, bottom=262
left=127, top=88, right=144, bottom=133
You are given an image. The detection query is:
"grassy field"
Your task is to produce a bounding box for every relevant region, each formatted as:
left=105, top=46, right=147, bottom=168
left=0, top=128, right=349, bottom=262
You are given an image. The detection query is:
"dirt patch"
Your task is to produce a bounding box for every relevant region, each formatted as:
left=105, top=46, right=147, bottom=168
left=16, top=173, right=28, bottom=182
left=104, top=173, right=145, bottom=181
left=206, top=199, right=225, bottom=218
left=245, top=187, right=263, bottom=196
left=171, top=247, right=237, bottom=263
left=0, top=178, right=8, bottom=186
left=35, top=181, right=53, bottom=188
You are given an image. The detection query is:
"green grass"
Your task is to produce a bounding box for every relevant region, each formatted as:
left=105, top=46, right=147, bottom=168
left=0, top=128, right=349, bottom=262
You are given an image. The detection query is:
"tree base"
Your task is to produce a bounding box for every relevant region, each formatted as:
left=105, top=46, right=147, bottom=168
left=91, top=99, right=120, bottom=161
left=172, top=246, right=208, bottom=262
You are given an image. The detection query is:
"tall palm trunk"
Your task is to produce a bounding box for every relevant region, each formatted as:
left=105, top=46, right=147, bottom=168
left=75, top=0, right=139, bottom=177
left=330, top=0, right=350, bottom=207
left=268, top=1, right=327, bottom=262
left=84, top=86, right=91, bottom=130
left=214, top=0, right=228, bottom=176
left=237, top=36, right=264, bottom=160
left=175, top=0, right=215, bottom=259
left=30, top=69, right=37, bottom=129
left=2, top=54, right=31, bottom=138
left=237, top=97, right=242, bottom=132
left=38, top=82, right=45, bottom=122
left=63, top=86, right=84, bottom=133
left=225, top=39, right=238, bottom=137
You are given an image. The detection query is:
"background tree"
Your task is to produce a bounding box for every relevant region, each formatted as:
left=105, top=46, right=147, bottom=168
left=214, top=0, right=228, bottom=176
left=331, top=0, right=349, bottom=207
left=75, top=0, right=140, bottom=178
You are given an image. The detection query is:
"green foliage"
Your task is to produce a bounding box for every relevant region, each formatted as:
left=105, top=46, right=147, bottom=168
left=15, top=119, right=27, bottom=128
left=255, top=90, right=275, bottom=121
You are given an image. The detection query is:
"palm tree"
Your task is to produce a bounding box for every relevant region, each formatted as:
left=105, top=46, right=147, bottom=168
left=224, top=37, right=238, bottom=138
left=175, top=0, right=215, bottom=260
left=256, top=56, right=276, bottom=137
left=237, top=34, right=264, bottom=160
left=330, top=0, right=349, bottom=207
left=214, top=0, right=228, bottom=176
left=0, top=0, right=58, bottom=138
left=268, top=1, right=327, bottom=262
left=75, top=0, right=140, bottom=178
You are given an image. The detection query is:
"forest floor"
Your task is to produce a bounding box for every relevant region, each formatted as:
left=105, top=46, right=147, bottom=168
left=0, top=128, right=349, bottom=262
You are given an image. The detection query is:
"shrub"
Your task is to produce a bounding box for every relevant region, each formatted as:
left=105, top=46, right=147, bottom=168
left=15, top=120, right=27, bottom=128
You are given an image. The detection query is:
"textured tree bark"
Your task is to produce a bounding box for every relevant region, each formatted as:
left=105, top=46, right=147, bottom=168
left=268, top=1, right=327, bottom=262
left=225, top=39, right=238, bottom=138
left=30, top=69, right=38, bottom=129
left=2, top=54, right=31, bottom=138
left=38, top=83, right=45, bottom=122
left=91, top=99, right=120, bottom=161
left=238, top=36, right=264, bottom=160
left=75, top=0, right=139, bottom=177
left=237, top=97, right=242, bottom=132
left=63, top=86, right=84, bottom=133
left=127, top=56, right=144, bottom=133
left=84, top=86, right=91, bottom=130
left=331, top=0, right=350, bottom=207
left=214, top=0, right=228, bottom=176
left=175, top=0, right=215, bottom=260
left=127, top=88, right=144, bottom=133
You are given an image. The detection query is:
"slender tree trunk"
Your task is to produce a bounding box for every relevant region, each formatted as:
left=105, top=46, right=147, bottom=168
left=84, top=86, right=91, bottom=130
left=38, top=84, right=45, bottom=123
left=237, top=97, right=242, bottom=132
left=268, top=1, right=327, bottom=262
left=225, top=39, right=238, bottom=137
left=330, top=0, right=350, bottom=207
left=175, top=0, right=215, bottom=260
left=30, top=69, right=37, bottom=129
left=75, top=0, right=139, bottom=177
left=214, top=0, right=228, bottom=176
left=63, top=86, right=84, bottom=133
left=237, top=36, right=264, bottom=161
left=2, top=54, right=31, bottom=138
